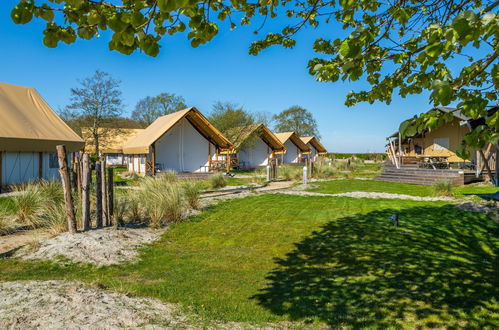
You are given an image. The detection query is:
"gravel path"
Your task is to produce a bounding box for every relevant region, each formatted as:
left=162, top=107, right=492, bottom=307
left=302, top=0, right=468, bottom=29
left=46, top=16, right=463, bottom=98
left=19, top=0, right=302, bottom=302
left=15, top=227, right=163, bottom=266
left=277, top=190, right=453, bottom=201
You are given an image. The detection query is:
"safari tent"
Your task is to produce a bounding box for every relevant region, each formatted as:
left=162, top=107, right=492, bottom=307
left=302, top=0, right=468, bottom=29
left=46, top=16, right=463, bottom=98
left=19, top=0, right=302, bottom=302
left=0, top=82, right=84, bottom=188
left=123, top=107, right=233, bottom=174
left=82, top=128, right=144, bottom=165
left=274, top=132, right=311, bottom=164
left=300, top=136, right=327, bottom=162
left=225, top=124, right=286, bottom=168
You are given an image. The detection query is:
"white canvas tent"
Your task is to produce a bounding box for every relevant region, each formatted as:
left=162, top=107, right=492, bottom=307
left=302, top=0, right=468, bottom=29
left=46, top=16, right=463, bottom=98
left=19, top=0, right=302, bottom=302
left=226, top=124, right=286, bottom=168
left=274, top=132, right=311, bottom=164
left=123, top=107, right=233, bottom=174
left=0, top=82, right=84, bottom=188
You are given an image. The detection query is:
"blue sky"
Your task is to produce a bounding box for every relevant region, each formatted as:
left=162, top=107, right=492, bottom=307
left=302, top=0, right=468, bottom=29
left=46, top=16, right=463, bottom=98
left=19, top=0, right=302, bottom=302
left=0, top=2, right=436, bottom=152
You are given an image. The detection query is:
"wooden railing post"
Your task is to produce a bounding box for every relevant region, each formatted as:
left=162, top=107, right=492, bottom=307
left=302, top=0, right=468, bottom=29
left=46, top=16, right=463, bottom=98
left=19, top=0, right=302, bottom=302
left=107, top=167, right=114, bottom=226
left=101, top=159, right=109, bottom=226
left=56, top=145, right=77, bottom=234
left=81, top=154, right=91, bottom=231
left=95, top=161, right=103, bottom=228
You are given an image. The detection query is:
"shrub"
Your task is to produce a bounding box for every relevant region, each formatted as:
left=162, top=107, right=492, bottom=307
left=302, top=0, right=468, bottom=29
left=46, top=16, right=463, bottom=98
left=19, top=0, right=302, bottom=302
left=182, top=181, right=201, bottom=209
left=278, top=165, right=303, bottom=181
left=139, top=177, right=186, bottom=227
left=434, top=180, right=454, bottom=197
left=126, top=191, right=142, bottom=222
left=209, top=173, right=227, bottom=189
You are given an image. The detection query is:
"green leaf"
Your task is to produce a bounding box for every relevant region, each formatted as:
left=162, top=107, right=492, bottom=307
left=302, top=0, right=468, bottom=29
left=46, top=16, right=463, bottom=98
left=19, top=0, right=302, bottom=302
left=11, top=1, right=34, bottom=25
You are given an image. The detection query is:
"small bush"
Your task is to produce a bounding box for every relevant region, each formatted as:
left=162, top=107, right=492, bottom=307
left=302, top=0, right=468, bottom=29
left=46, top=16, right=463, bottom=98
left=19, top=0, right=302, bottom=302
left=126, top=191, right=142, bottom=222
left=278, top=166, right=302, bottom=181
left=182, top=181, right=201, bottom=209
left=434, top=180, right=454, bottom=197
left=209, top=173, right=227, bottom=189
left=313, top=164, right=337, bottom=179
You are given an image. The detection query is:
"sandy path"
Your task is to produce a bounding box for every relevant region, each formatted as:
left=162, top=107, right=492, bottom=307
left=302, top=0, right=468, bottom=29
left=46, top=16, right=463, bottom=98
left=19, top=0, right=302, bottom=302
left=276, top=189, right=454, bottom=201
left=0, top=228, right=52, bottom=256
left=0, top=280, right=317, bottom=329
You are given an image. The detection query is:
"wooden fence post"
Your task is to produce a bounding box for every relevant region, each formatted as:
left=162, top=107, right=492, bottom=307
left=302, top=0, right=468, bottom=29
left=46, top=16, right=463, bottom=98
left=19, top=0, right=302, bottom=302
left=95, top=161, right=103, bottom=228
left=101, top=159, right=109, bottom=226
left=56, top=145, right=77, bottom=234
left=107, top=167, right=114, bottom=226
left=81, top=154, right=91, bottom=231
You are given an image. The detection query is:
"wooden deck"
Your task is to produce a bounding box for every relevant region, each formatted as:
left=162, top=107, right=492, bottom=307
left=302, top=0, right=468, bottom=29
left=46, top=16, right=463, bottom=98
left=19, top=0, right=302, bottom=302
left=376, top=164, right=482, bottom=186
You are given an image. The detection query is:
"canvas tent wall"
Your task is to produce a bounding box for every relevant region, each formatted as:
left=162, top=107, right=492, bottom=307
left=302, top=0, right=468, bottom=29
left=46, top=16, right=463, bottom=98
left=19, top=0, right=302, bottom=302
left=226, top=124, right=286, bottom=168
left=300, top=136, right=327, bottom=161
left=123, top=107, right=233, bottom=174
left=82, top=128, right=144, bottom=165
left=0, top=82, right=84, bottom=187
left=274, top=132, right=310, bottom=164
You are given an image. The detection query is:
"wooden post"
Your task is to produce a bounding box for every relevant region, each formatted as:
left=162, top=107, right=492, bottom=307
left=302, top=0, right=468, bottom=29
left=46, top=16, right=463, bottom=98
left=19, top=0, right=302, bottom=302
left=95, top=161, right=103, bottom=228
left=38, top=152, right=43, bottom=182
left=75, top=154, right=82, bottom=195
left=495, top=145, right=499, bottom=187
left=107, top=167, right=114, bottom=226
left=152, top=143, right=156, bottom=176
left=208, top=143, right=212, bottom=171
left=101, top=159, right=109, bottom=226
left=56, top=145, right=77, bottom=234
left=81, top=154, right=91, bottom=231
left=0, top=151, right=3, bottom=193
left=226, top=153, right=231, bottom=172
left=479, top=150, right=494, bottom=183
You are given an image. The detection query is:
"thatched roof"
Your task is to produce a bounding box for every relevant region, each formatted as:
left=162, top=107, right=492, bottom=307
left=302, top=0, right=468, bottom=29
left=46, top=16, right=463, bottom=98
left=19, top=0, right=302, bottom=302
left=0, top=82, right=84, bottom=152
left=225, top=124, right=286, bottom=152
left=123, top=107, right=233, bottom=154
left=82, top=128, right=144, bottom=154
left=274, top=132, right=310, bottom=153
left=301, top=136, right=327, bottom=154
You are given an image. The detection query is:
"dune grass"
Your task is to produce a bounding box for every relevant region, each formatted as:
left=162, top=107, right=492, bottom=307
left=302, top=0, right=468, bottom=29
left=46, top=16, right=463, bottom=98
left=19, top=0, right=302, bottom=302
left=307, top=179, right=499, bottom=198
left=0, top=194, right=497, bottom=328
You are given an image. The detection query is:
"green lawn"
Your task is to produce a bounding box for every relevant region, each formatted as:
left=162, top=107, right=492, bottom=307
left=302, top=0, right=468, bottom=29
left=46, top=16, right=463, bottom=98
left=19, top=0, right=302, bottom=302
left=307, top=179, right=499, bottom=197
left=0, top=194, right=497, bottom=328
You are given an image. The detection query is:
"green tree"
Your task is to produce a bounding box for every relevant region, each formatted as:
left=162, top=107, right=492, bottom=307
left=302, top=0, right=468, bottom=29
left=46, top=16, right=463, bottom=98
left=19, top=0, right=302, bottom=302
left=209, top=101, right=256, bottom=134
left=131, top=92, right=186, bottom=125
left=10, top=0, right=498, bottom=152
left=273, top=106, right=320, bottom=138
left=62, top=70, right=123, bottom=156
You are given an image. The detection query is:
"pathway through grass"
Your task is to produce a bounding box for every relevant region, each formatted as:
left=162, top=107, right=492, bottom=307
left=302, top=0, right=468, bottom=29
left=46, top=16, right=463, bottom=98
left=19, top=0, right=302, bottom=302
left=0, top=194, right=497, bottom=328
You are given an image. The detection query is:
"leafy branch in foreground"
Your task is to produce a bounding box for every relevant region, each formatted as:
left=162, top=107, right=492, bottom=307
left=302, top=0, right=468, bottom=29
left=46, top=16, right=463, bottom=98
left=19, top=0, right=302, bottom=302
left=10, top=0, right=499, bottom=152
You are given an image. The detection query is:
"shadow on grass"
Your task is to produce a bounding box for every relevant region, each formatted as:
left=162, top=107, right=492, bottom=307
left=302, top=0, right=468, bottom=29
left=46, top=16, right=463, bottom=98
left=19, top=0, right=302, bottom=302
left=252, top=205, right=499, bottom=328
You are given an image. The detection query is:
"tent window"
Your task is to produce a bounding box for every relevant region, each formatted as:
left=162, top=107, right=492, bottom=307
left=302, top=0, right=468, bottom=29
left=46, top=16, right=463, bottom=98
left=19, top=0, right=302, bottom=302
left=49, top=153, right=58, bottom=168
left=140, top=155, right=145, bottom=165
left=433, top=138, right=450, bottom=151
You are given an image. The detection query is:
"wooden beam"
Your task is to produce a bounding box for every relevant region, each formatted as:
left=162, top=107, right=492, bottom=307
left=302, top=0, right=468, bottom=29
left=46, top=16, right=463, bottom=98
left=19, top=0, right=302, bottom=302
left=0, top=151, right=3, bottom=193
left=39, top=152, right=43, bottom=182
left=152, top=143, right=156, bottom=176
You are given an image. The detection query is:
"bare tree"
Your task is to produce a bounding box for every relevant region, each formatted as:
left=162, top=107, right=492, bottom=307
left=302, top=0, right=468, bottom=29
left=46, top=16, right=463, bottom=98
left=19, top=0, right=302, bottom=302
left=64, top=70, right=123, bottom=156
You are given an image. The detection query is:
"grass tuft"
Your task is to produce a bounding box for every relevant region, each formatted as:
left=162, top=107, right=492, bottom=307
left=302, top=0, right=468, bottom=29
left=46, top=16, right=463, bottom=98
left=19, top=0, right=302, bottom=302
left=433, top=180, right=454, bottom=197
left=209, top=173, right=227, bottom=189
left=182, top=181, right=202, bottom=209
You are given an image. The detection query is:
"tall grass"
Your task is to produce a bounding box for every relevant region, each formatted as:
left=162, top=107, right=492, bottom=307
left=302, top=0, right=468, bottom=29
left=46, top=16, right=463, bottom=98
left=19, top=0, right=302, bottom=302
left=209, top=173, right=227, bottom=189
left=313, top=164, right=337, bottom=179
left=10, top=183, right=46, bottom=228
left=278, top=166, right=302, bottom=181
left=182, top=181, right=201, bottom=209
left=138, top=177, right=186, bottom=227
left=433, top=180, right=454, bottom=197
